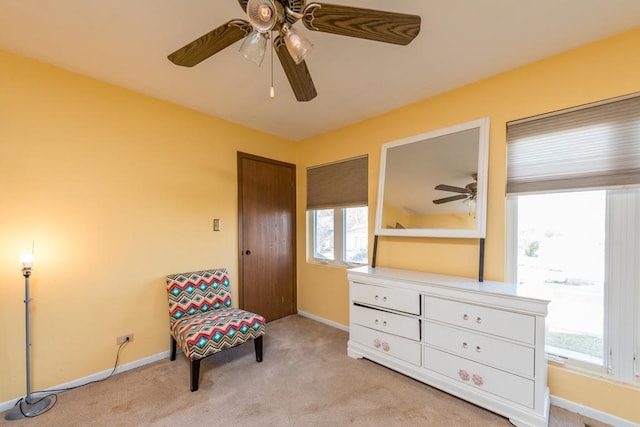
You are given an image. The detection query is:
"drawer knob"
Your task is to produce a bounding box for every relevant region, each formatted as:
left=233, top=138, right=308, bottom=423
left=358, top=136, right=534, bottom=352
left=383, top=321, right=387, bottom=327
left=381, top=342, right=390, bottom=352
left=463, top=314, right=469, bottom=321
left=375, top=319, right=379, bottom=325
left=373, top=339, right=381, bottom=348
left=458, top=369, right=470, bottom=381
left=476, top=317, right=482, bottom=324
left=383, top=296, right=388, bottom=302
left=374, top=295, right=379, bottom=300
left=462, top=342, right=468, bottom=349
left=476, top=345, right=481, bottom=353
left=472, top=374, right=484, bottom=386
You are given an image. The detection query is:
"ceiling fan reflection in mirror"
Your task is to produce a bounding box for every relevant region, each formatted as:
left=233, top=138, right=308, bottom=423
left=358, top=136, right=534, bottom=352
left=433, top=173, right=478, bottom=206
left=167, top=0, right=421, bottom=101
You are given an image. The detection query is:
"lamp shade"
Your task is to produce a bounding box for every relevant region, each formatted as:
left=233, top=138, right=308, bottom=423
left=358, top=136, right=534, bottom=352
left=20, top=253, right=34, bottom=269
left=283, top=24, right=313, bottom=64
left=239, top=30, right=268, bottom=66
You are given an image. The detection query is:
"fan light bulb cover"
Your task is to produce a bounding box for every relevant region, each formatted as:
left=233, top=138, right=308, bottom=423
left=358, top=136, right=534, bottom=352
left=239, top=30, right=267, bottom=66
left=283, top=25, right=313, bottom=64
left=246, top=0, right=278, bottom=32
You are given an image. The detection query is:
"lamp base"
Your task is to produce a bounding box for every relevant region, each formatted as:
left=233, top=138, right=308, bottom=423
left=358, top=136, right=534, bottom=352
left=4, top=396, right=53, bottom=420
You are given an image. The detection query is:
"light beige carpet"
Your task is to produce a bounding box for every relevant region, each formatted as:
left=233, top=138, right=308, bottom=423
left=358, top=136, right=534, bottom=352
left=2, top=315, right=609, bottom=426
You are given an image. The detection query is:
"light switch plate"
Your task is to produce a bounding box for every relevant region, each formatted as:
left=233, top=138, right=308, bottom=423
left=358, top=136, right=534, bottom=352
left=213, top=219, right=220, bottom=231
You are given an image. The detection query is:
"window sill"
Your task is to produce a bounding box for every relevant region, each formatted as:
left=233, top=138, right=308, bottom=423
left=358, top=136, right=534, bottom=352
left=307, top=259, right=367, bottom=269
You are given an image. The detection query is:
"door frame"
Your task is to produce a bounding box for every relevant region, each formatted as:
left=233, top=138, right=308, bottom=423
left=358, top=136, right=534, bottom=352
left=237, top=151, right=297, bottom=314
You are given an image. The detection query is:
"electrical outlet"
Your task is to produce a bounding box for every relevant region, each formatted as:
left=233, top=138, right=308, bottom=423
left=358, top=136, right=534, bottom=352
left=116, top=334, right=133, bottom=345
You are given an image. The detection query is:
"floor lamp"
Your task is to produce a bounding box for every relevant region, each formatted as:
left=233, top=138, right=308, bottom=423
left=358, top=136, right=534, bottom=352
left=5, top=252, right=53, bottom=420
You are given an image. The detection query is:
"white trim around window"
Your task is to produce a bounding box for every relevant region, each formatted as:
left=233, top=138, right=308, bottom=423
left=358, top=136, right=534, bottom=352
left=506, top=188, right=640, bottom=386
left=307, top=207, right=368, bottom=268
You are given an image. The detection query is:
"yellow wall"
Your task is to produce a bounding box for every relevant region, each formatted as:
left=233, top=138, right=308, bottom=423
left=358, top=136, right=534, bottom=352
left=381, top=203, right=410, bottom=229
left=407, top=213, right=475, bottom=229
left=0, top=50, right=295, bottom=403
left=295, top=28, right=640, bottom=423
left=381, top=204, right=476, bottom=229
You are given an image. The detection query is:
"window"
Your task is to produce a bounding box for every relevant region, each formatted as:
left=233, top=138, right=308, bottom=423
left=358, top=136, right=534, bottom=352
left=310, top=207, right=368, bottom=265
left=307, top=156, right=368, bottom=266
left=506, top=95, right=640, bottom=385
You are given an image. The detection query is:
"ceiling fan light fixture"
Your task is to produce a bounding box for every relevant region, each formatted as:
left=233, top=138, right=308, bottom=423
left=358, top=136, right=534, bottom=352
left=246, top=0, right=279, bottom=32
left=239, top=30, right=267, bottom=66
left=167, top=1, right=420, bottom=102
left=282, top=24, right=313, bottom=64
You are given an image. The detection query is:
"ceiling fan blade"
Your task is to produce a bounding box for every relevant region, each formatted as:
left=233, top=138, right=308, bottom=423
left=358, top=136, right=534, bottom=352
left=433, top=195, right=468, bottom=205
left=168, top=20, right=252, bottom=67
left=435, top=184, right=468, bottom=194
left=274, top=35, right=317, bottom=102
left=302, top=3, right=421, bottom=45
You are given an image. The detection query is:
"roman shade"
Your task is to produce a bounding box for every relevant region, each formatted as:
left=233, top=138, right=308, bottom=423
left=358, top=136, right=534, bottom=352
left=506, top=94, right=640, bottom=194
left=307, top=155, right=368, bottom=210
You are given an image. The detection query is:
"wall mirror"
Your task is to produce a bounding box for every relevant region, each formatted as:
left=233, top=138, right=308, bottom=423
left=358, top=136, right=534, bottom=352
left=375, top=118, right=490, bottom=238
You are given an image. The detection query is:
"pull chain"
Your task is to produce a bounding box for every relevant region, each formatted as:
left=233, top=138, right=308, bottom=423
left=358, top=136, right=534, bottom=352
left=270, top=32, right=275, bottom=99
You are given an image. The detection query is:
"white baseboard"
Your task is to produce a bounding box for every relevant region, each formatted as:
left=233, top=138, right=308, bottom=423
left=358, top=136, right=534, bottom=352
left=297, top=310, right=349, bottom=332
left=0, top=350, right=170, bottom=414
left=550, top=395, right=639, bottom=427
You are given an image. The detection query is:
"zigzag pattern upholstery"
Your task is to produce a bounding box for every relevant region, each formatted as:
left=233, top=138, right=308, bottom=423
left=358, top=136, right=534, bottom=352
left=172, top=307, right=265, bottom=360
left=165, top=269, right=265, bottom=391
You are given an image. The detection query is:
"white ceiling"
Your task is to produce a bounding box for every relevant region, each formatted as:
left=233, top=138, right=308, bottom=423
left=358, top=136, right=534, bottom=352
left=1, top=0, right=640, bottom=141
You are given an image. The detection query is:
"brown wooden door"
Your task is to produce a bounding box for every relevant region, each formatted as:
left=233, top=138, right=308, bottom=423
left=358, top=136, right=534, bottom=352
left=238, top=152, right=296, bottom=321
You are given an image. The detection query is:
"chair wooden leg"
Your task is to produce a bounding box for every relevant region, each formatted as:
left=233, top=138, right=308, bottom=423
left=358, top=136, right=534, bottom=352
left=190, top=359, right=201, bottom=392
left=254, top=335, right=263, bottom=363
left=170, top=336, right=177, bottom=361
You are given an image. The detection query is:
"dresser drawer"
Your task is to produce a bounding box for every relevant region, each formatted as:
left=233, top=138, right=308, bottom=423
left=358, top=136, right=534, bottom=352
left=351, top=282, right=420, bottom=315
left=351, top=324, right=421, bottom=366
left=423, top=296, right=534, bottom=344
left=423, top=347, right=534, bottom=408
left=423, top=321, right=534, bottom=377
left=352, top=305, right=420, bottom=341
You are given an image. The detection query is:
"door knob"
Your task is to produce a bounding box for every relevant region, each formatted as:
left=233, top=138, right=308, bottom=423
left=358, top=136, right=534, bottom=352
left=244, top=250, right=251, bottom=255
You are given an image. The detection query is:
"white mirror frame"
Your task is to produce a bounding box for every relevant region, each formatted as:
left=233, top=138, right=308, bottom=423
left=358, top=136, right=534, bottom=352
left=374, top=117, right=490, bottom=238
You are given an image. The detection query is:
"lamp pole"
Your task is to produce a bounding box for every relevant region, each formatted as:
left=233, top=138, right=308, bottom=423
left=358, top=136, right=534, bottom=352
left=5, top=257, right=53, bottom=420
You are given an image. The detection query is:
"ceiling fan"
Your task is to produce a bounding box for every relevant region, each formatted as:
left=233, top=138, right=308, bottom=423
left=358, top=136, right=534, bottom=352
left=433, top=174, right=478, bottom=205
left=167, top=0, right=421, bottom=102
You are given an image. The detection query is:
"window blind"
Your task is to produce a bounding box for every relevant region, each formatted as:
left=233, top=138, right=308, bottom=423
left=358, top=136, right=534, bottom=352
left=506, top=94, right=640, bottom=194
left=307, top=156, right=368, bottom=210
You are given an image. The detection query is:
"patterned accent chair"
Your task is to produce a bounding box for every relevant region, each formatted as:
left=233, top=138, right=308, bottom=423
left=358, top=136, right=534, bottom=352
left=165, top=269, right=265, bottom=391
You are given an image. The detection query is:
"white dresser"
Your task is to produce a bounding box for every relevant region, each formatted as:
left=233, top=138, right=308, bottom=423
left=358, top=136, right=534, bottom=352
left=347, top=266, right=550, bottom=427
